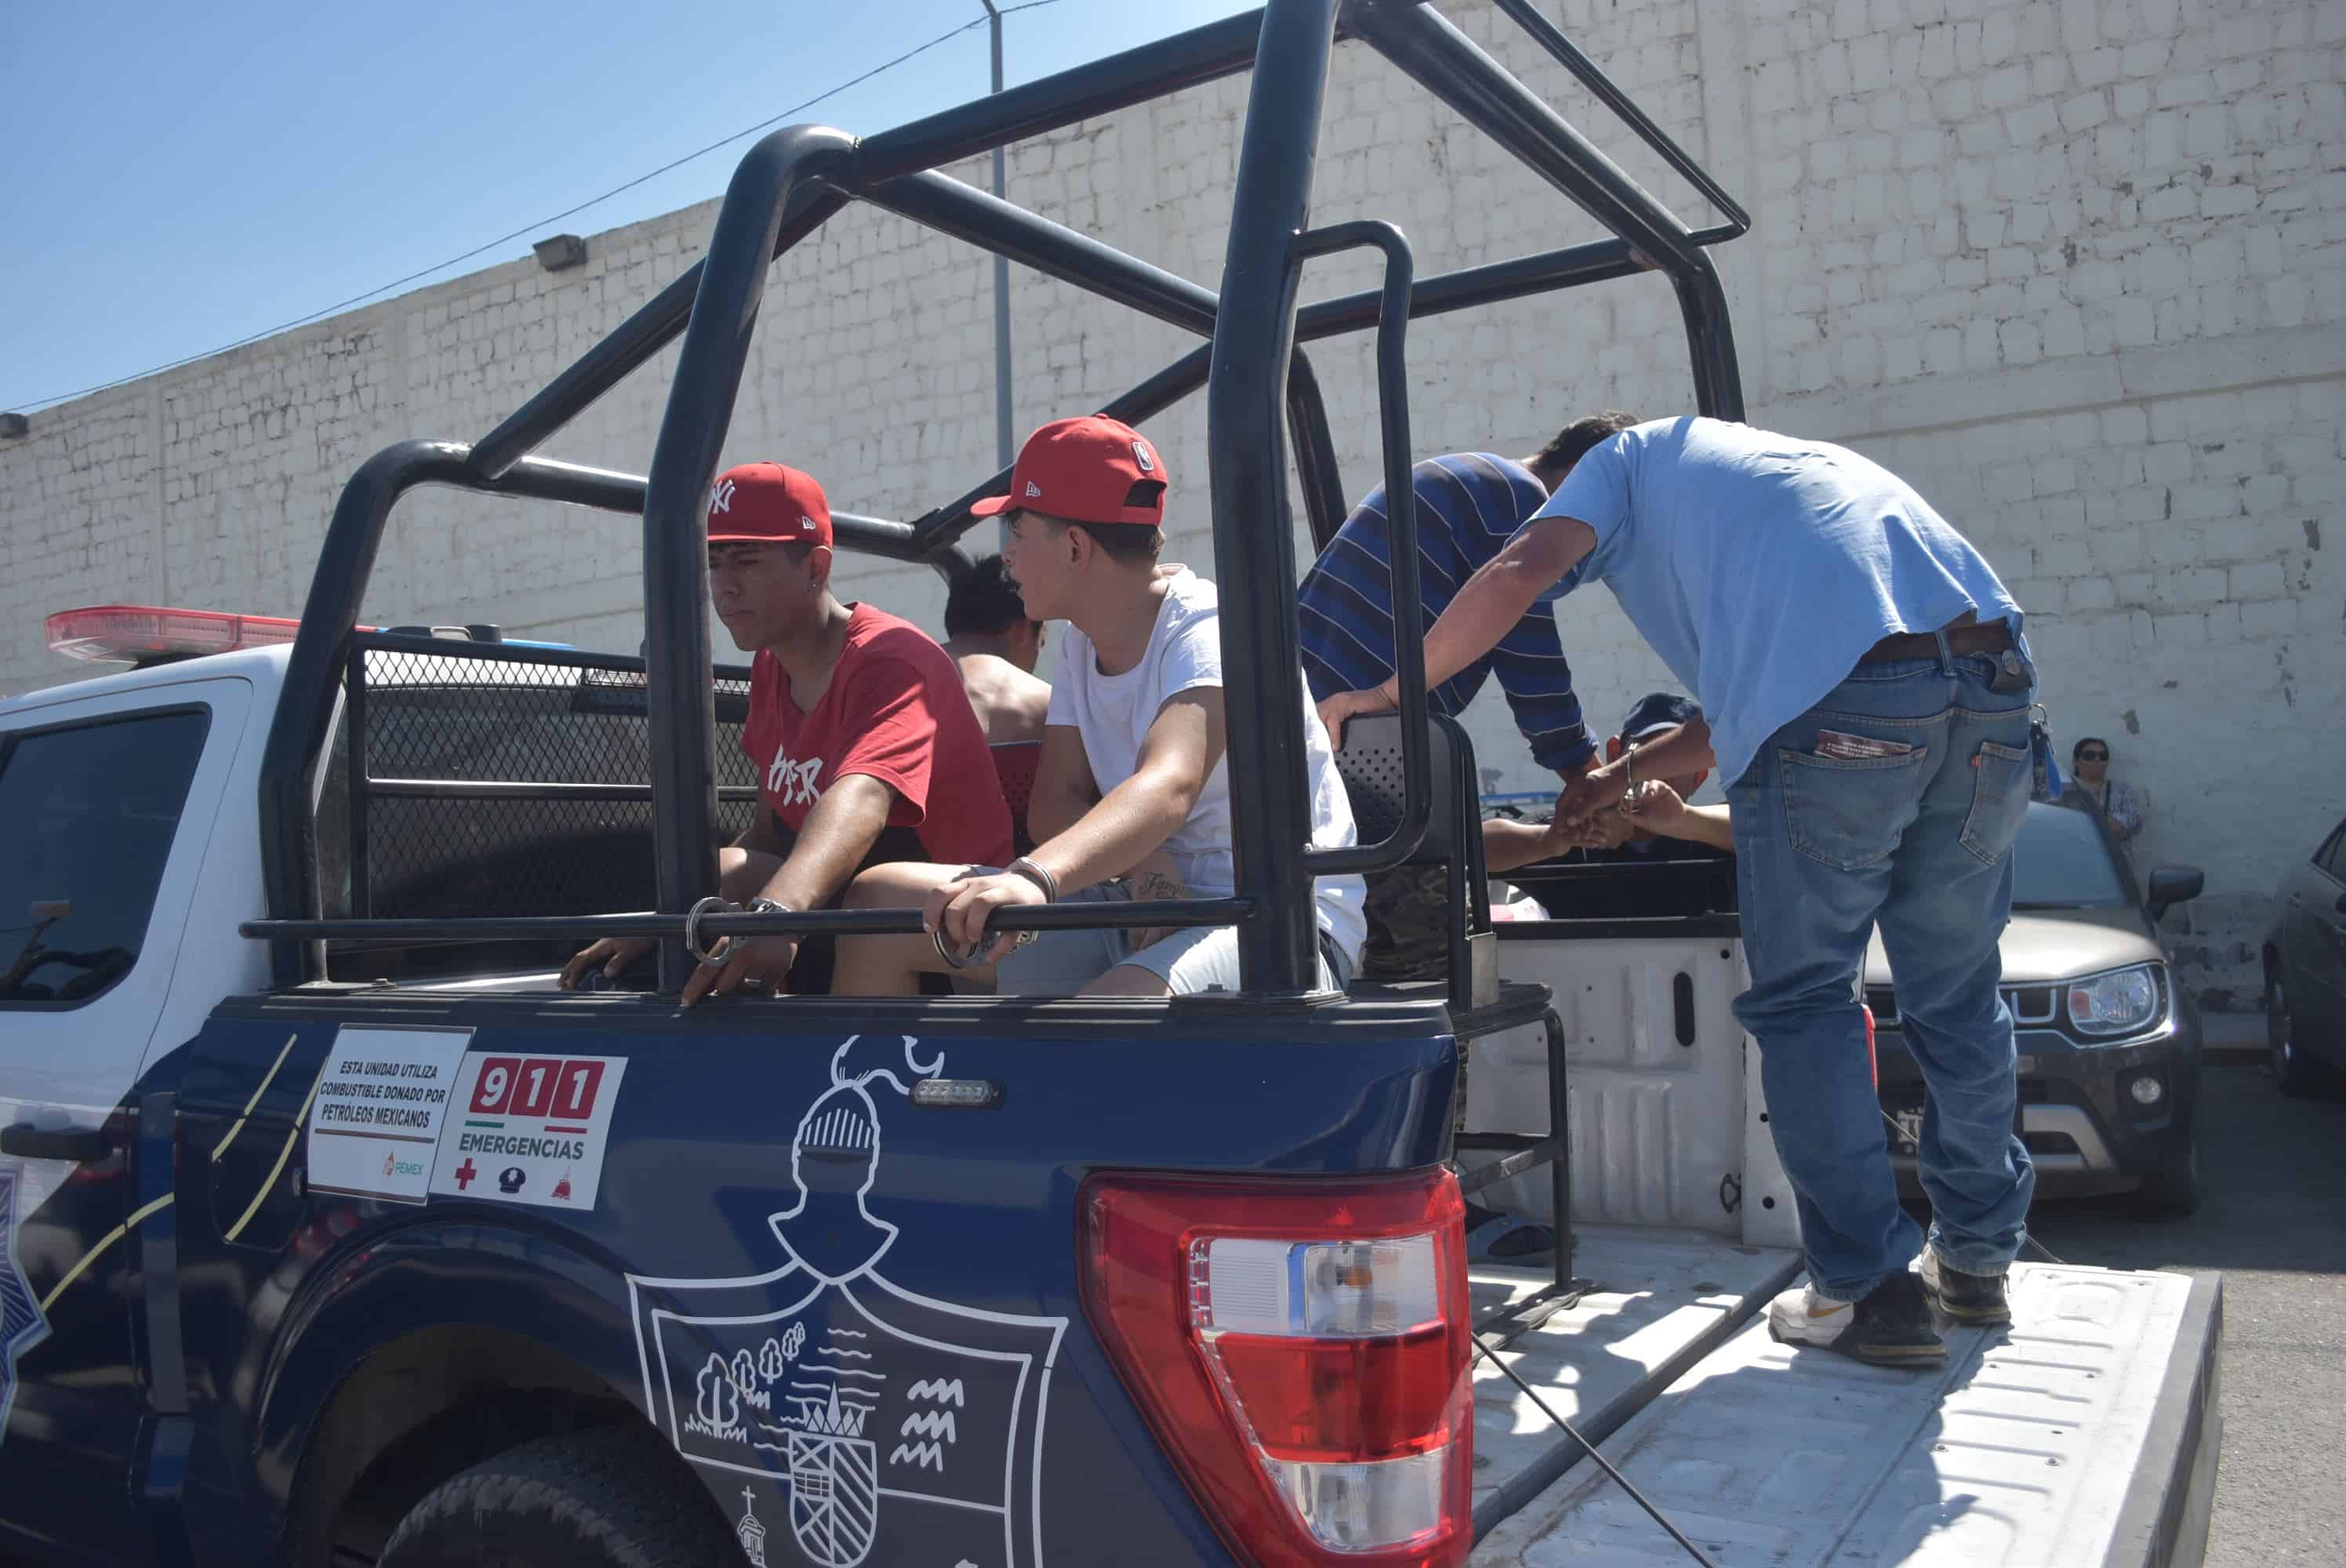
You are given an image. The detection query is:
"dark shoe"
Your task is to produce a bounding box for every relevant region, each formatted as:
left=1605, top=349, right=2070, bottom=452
left=1920, top=1249, right=2010, bottom=1324
left=1767, top=1269, right=1945, bottom=1367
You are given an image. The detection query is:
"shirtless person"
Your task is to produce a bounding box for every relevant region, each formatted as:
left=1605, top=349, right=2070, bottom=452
left=941, top=554, right=1052, bottom=746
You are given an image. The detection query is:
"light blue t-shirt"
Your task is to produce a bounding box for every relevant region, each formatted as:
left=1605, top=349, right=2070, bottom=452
left=1530, top=417, right=2025, bottom=789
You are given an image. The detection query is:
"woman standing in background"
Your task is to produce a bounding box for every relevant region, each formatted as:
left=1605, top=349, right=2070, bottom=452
left=2061, top=736, right=2147, bottom=848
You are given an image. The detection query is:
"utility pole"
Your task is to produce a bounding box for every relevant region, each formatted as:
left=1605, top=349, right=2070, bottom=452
left=982, top=1, right=1013, bottom=488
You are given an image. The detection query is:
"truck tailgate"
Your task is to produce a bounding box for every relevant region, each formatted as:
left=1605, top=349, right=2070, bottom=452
left=1473, top=1262, right=2220, bottom=1567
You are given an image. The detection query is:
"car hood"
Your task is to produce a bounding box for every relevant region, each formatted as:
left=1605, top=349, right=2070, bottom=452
left=1865, top=908, right=2158, bottom=986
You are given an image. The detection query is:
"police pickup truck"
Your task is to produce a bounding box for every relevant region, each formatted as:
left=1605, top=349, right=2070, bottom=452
left=0, top=5, right=2218, bottom=1565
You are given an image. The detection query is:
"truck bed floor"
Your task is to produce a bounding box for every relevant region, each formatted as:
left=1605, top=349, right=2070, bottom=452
left=1472, top=1258, right=2220, bottom=1567
left=1469, top=1227, right=1803, bottom=1531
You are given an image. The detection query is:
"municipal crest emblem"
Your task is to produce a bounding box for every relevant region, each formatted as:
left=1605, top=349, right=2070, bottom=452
left=629, top=1038, right=1065, bottom=1568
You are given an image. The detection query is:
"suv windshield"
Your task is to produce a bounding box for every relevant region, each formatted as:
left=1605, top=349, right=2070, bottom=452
left=2010, top=802, right=2130, bottom=909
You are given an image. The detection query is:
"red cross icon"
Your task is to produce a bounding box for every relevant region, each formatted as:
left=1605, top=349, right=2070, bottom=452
left=452, top=1158, right=478, bottom=1191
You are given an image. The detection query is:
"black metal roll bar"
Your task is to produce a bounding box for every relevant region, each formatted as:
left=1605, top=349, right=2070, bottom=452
left=256, top=0, right=1749, bottom=997
left=1487, top=0, right=1751, bottom=242
left=241, top=898, right=1250, bottom=948
left=1292, top=219, right=1429, bottom=878
left=1348, top=0, right=1744, bottom=419
left=1202, top=0, right=1343, bottom=995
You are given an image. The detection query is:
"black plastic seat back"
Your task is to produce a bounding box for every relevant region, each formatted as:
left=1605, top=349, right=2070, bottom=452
left=1333, top=712, right=1494, bottom=1008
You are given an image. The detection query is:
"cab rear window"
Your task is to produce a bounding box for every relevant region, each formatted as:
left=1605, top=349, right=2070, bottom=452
left=0, top=708, right=209, bottom=1005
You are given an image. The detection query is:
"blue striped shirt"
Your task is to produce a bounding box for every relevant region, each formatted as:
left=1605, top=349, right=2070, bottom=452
left=1298, top=453, right=1594, bottom=774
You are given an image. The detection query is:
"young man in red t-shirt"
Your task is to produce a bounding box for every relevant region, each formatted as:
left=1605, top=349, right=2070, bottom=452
left=559, top=461, right=1012, bottom=1001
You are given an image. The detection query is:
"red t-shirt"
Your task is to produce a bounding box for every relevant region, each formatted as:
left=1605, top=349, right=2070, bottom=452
left=740, top=603, right=1014, bottom=868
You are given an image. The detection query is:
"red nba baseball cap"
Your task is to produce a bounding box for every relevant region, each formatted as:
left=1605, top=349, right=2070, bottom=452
left=971, top=416, right=1168, bottom=527
left=706, top=462, right=832, bottom=547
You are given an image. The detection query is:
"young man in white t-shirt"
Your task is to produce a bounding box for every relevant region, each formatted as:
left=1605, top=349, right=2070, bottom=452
left=833, top=415, right=1366, bottom=997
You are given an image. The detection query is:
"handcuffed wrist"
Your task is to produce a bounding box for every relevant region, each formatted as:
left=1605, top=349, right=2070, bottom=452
left=1006, top=856, right=1059, bottom=902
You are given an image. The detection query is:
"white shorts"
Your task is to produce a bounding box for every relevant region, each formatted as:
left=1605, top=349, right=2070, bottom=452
left=993, top=881, right=1353, bottom=996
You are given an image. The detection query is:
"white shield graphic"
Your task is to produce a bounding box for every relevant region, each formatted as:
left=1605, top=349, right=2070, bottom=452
left=787, top=1431, right=880, bottom=1567
left=628, top=1037, right=1066, bottom=1568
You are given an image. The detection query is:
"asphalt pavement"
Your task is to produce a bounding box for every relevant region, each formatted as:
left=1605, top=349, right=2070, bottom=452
left=2023, top=1058, right=2346, bottom=1568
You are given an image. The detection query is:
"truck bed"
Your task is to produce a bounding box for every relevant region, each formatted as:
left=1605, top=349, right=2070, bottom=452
left=1472, top=1238, right=2220, bottom=1567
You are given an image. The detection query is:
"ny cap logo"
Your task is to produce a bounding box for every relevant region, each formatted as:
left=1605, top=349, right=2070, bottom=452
left=1131, top=439, right=1154, bottom=474
left=710, top=478, right=737, bottom=517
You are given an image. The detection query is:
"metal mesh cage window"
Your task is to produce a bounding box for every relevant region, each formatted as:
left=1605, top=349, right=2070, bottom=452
left=349, top=648, right=758, bottom=921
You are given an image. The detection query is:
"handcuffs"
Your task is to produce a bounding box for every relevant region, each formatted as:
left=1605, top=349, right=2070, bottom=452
left=932, top=858, right=1057, bottom=970
left=685, top=895, right=792, bottom=978
left=1616, top=741, right=1640, bottom=817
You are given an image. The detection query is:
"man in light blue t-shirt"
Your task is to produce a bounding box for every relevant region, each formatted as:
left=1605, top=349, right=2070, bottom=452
left=1320, top=416, right=2039, bottom=1368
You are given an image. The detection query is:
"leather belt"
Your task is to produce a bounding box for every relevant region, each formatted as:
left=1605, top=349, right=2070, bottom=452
left=1859, top=620, right=2014, bottom=664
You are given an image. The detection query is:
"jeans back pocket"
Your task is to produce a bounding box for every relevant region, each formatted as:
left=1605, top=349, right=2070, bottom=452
left=1961, top=740, right=2032, bottom=866
left=1779, top=746, right=1930, bottom=871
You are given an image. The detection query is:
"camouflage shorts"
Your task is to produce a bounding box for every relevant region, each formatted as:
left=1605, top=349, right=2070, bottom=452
left=1359, top=863, right=1451, bottom=983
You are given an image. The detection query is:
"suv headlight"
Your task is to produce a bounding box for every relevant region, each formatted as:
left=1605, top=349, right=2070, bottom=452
left=2065, top=964, right=2164, bottom=1039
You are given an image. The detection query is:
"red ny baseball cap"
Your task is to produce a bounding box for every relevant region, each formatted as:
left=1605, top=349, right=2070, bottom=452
left=971, top=416, right=1168, bottom=527
left=706, top=462, right=832, bottom=547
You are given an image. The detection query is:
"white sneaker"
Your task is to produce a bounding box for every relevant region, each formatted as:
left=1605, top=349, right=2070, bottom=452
left=1767, top=1272, right=1945, bottom=1366
left=1767, top=1282, right=1855, bottom=1344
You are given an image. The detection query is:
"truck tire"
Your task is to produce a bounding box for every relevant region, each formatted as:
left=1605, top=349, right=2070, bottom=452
left=376, top=1427, right=737, bottom=1568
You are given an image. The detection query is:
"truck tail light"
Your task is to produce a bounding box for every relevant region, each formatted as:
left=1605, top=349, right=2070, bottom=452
left=1081, top=1168, right=1472, bottom=1567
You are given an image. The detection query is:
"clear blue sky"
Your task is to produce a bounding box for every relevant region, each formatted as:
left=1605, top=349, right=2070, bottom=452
left=0, top=0, right=1259, bottom=415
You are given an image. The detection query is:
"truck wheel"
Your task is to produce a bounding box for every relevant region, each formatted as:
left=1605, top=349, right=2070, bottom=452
left=377, top=1427, right=735, bottom=1568
left=2129, top=1127, right=2199, bottom=1220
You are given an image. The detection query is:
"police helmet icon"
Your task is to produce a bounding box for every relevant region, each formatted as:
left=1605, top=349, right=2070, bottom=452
left=498, top=1167, right=527, bottom=1195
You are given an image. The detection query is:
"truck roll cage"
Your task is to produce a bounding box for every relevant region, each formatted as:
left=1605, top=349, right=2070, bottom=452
left=248, top=0, right=1745, bottom=996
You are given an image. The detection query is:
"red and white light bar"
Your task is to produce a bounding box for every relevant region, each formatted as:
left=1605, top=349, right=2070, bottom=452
left=45, top=604, right=355, bottom=664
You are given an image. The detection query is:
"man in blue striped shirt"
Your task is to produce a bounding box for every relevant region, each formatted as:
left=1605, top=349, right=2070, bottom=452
left=1298, top=413, right=1637, bottom=978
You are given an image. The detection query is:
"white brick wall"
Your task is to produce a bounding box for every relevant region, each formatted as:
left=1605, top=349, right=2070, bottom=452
left=4, top=0, right=2339, bottom=1000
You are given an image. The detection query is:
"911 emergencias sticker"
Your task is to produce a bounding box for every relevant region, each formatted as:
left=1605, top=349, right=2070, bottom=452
left=428, top=1053, right=627, bottom=1210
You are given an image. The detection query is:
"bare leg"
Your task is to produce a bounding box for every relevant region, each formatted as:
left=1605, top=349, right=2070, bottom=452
left=1079, top=964, right=1174, bottom=1000
left=833, top=862, right=998, bottom=996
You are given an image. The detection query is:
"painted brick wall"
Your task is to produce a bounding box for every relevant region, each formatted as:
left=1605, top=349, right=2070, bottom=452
left=4, top=0, right=2339, bottom=999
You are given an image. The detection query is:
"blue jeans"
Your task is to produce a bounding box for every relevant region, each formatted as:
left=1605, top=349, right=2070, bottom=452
left=1727, top=648, right=2037, bottom=1299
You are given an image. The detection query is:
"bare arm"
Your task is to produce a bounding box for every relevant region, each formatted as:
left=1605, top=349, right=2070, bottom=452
left=1672, top=804, right=1737, bottom=851
left=1619, top=719, right=1717, bottom=786
left=1547, top=716, right=1723, bottom=835
left=1027, top=691, right=1223, bottom=895
left=561, top=799, right=792, bottom=990
left=1317, top=517, right=1598, bottom=740
left=675, top=773, right=897, bottom=1006
left=924, top=690, right=1227, bottom=960
left=1420, top=518, right=1597, bottom=692
left=1026, top=724, right=1099, bottom=848
left=753, top=773, right=896, bottom=911
left=1482, top=818, right=1560, bottom=875
left=1625, top=785, right=1736, bottom=851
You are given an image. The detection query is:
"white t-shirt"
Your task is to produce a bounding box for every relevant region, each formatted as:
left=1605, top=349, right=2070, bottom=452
left=1045, top=571, right=1367, bottom=964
